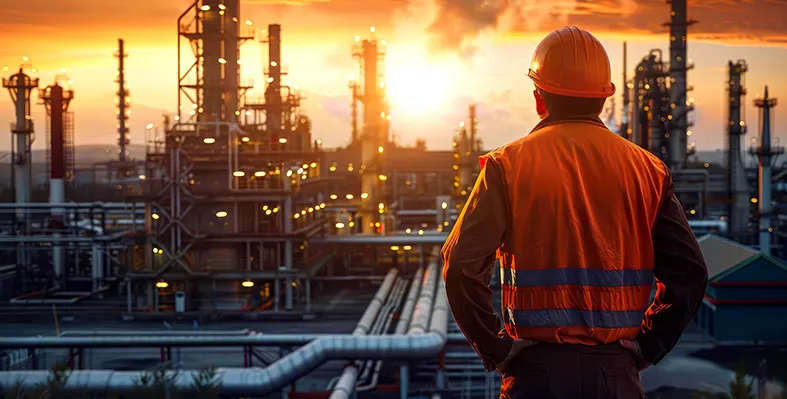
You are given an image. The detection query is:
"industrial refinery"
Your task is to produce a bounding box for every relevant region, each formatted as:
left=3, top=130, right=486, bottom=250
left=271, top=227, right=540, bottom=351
left=0, top=0, right=785, bottom=398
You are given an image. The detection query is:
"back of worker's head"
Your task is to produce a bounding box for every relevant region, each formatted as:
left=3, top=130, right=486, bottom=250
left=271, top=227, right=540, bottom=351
left=527, top=26, right=615, bottom=119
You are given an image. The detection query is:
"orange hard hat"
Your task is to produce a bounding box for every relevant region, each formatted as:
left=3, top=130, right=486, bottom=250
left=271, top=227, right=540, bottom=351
left=527, top=26, right=616, bottom=98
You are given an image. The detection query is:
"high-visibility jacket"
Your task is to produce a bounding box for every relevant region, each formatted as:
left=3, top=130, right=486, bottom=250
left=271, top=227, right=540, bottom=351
left=481, top=117, right=670, bottom=345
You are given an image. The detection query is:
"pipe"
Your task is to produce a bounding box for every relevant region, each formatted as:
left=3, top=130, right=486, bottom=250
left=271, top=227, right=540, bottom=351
left=330, top=269, right=425, bottom=399
left=357, top=267, right=425, bottom=392
left=0, top=262, right=447, bottom=396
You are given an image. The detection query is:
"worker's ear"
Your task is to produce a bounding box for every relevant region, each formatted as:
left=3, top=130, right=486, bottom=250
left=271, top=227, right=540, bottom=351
left=533, top=89, right=548, bottom=119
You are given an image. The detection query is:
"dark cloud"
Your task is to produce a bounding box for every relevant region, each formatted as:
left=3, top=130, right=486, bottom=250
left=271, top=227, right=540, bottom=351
left=422, top=0, right=787, bottom=57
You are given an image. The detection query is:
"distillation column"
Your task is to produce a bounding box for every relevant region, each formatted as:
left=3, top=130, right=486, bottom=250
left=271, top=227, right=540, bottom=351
left=3, top=69, right=38, bottom=280
left=753, top=88, right=780, bottom=255
left=621, top=42, right=630, bottom=139
left=116, top=39, right=129, bottom=161
left=666, top=0, right=695, bottom=169
left=353, top=32, right=387, bottom=234
left=265, top=24, right=283, bottom=142
left=727, top=61, right=750, bottom=238
left=41, top=83, right=74, bottom=286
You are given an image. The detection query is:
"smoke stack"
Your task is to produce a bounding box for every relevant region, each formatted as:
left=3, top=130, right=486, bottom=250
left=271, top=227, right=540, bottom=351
left=753, top=86, right=780, bottom=255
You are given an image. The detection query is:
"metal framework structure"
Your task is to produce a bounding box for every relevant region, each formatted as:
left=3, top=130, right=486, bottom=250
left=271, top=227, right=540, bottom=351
left=727, top=60, right=751, bottom=237
left=127, top=0, right=331, bottom=315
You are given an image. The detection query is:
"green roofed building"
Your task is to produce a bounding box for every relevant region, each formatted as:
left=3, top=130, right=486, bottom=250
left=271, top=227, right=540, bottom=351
left=693, top=234, right=787, bottom=344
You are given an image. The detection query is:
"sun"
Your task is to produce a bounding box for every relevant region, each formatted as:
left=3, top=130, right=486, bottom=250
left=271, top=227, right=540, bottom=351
left=384, top=55, right=453, bottom=115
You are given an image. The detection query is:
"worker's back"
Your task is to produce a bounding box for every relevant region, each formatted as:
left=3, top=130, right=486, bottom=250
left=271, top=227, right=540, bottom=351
left=485, top=117, right=670, bottom=345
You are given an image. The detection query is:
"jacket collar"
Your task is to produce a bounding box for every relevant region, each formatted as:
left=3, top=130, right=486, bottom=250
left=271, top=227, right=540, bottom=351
left=530, top=114, right=607, bottom=134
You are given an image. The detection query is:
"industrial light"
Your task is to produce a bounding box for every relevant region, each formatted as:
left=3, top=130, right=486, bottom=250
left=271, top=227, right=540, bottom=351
left=139, top=174, right=146, bottom=180
left=329, top=165, right=337, bottom=172
left=279, top=138, right=288, bottom=144
left=405, top=228, right=411, bottom=234
left=361, top=193, right=369, bottom=199
left=378, top=174, right=388, bottom=181
left=347, top=164, right=354, bottom=172
left=241, top=136, right=250, bottom=142
left=265, top=209, right=272, bottom=215
left=346, top=194, right=354, bottom=200
left=330, top=194, right=338, bottom=200
left=153, top=247, right=160, bottom=254
left=751, top=198, right=758, bottom=204
left=273, top=207, right=279, bottom=213
left=203, top=137, right=216, bottom=144
left=308, top=207, right=314, bottom=213
left=320, top=203, right=326, bottom=208
left=241, top=280, right=254, bottom=288
left=218, top=3, right=226, bottom=9
left=348, top=221, right=355, bottom=227
left=151, top=213, right=160, bottom=220
left=391, top=246, right=400, bottom=251
left=310, top=162, right=317, bottom=168
left=441, top=202, right=448, bottom=210
left=418, top=229, right=424, bottom=236
left=378, top=203, right=384, bottom=210
left=254, top=171, right=266, bottom=177
left=271, top=61, right=278, bottom=67
left=233, top=171, right=245, bottom=177
left=218, top=58, right=227, bottom=64
left=246, top=19, right=253, bottom=25
left=200, top=5, right=210, bottom=10
left=215, top=211, right=228, bottom=218
left=294, top=213, right=300, bottom=219
left=403, top=245, right=412, bottom=251
left=156, top=281, right=169, bottom=289
left=378, top=146, right=384, bottom=154
left=370, top=26, right=376, bottom=33
left=335, top=222, right=345, bottom=229
left=145, top=123, right=154, bottom=130
left=297, top=168, right=304, bottom=174
left=301, top=210, right=307, bottom=215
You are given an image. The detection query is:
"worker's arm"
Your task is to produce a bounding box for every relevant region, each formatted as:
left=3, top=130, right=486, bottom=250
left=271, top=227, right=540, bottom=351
left=637, top=171, right=709, bottom=365
left=442, top=158, right=512, bottom=372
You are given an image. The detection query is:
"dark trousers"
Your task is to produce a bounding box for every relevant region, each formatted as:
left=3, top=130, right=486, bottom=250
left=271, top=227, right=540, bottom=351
left=500, top=342, right=645, bottom=399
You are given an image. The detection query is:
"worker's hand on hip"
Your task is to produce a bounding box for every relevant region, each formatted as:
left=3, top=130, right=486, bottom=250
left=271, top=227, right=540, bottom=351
left=496, top=338, right=538, bottom=374
left=617, top=339, right=651, bottom=371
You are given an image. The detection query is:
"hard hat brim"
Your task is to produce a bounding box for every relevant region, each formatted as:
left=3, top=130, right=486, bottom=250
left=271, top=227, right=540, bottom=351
left=528, top=69, right=616, bottom=99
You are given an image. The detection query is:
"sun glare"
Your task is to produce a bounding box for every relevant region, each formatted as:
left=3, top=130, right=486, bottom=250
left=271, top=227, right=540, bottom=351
left=385, top=52, right=454, bottom=115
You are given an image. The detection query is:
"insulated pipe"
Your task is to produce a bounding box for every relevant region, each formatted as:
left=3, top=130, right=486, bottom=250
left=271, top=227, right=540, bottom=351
left=330, top=274, right=409, bottom=398
left=353, top=269, right=398, bottom=335
left=0, top=333, right=470, bottom=349
left=357, top=267, right=424, bottom=392
left=0, top=264, right=447, bottom=396
left=326, top=275, right=403, bottom=392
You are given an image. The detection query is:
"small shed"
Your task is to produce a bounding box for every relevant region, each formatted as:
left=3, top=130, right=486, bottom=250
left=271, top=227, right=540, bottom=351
left=693, top=234, right=787, bottom=344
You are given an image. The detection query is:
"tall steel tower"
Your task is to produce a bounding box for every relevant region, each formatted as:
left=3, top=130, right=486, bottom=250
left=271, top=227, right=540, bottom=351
left=665, top=0, right=696, bottom=169
left=40, top=82, right=74, bottom=285
left=352, top=28, right=389, bottom=234
left=116, top=39, right=130, bottom=161
left=752, top=87, right=782, bottom=255
left=3, top=65, right=38, bottom=284
left=177, top=0, right=253, bottom=124
left=726, top=60, right=750, bottom=238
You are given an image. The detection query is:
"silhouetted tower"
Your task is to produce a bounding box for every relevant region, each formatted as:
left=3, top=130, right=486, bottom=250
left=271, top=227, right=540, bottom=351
left=665, top=0, right=696, bottom=169
left=264, top=24, right=283, bottom=140
left=352, top=27, right=388, bottom=234
left=752, top=87, right=782, bottom=255
left=349, top=77, right=359, bottom=144
left=621, top=42, right=631, bottom=139
left=726, top=60, right=750, bottom=238
left=40, top=82, right=74, bottom=286
left=3, top=65, right=38, bottom=285
left=116, top=39, right=130, bottom=161
left=177, top=0, right=252, bottom=124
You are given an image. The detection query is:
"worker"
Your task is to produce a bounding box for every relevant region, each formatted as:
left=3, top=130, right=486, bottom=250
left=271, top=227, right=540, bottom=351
left=442, top=26, right=708, bottom=398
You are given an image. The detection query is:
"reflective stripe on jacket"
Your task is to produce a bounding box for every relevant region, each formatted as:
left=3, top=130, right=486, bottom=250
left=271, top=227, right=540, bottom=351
left=481, top=116, right=670, bottom=346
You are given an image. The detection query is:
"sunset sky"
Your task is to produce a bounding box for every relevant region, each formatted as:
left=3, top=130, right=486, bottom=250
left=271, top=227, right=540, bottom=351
left=1, top=0, right=786, bottom=153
